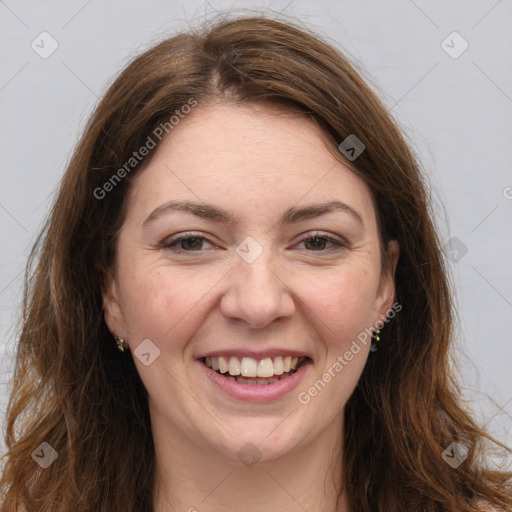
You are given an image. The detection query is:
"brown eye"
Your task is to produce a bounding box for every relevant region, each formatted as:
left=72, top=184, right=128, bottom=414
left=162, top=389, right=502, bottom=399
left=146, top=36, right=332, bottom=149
left=179, top=237, right=204, bottom=250
left=296, top=233, right=343, bottom=252
left=304, top=237, right=329, bottom=250
left=161, top=233, right=214, bottom=252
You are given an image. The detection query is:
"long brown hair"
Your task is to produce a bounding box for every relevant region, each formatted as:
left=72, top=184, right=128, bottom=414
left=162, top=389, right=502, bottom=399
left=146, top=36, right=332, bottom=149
left=1, top=13, right=511, bottom=512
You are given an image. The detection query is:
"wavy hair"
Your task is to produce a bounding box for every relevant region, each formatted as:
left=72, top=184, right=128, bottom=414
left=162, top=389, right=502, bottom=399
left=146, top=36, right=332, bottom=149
left=1, top=13, right=511, bottom=512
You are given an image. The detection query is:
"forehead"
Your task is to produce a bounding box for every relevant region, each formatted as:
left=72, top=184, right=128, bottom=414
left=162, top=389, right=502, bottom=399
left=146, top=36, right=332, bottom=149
left=126, top=102, right=377, bottom=227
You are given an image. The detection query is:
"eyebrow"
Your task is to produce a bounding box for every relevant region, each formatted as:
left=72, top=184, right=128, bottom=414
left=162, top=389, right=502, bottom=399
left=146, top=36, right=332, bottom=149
left=142, top=199, right=364, bottom=228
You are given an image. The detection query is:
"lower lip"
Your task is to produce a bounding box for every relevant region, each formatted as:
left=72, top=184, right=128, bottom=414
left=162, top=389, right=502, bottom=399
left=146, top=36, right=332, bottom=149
left=197, top=359, right=311, bottom=403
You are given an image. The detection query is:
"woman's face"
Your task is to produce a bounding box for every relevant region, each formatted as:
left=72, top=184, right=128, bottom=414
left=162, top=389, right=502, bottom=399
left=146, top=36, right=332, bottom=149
left=103, top=101, right=398, bottom=464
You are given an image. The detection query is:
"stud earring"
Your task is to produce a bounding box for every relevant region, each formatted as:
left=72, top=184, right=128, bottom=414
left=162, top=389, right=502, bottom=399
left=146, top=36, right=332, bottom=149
left=114, top=336, right=126, bottom=352
left=370, top=329, right=381, bottom=352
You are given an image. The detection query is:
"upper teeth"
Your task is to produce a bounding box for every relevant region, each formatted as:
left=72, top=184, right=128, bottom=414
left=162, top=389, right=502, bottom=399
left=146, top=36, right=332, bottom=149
left=205, top=355, right=303, bottom=377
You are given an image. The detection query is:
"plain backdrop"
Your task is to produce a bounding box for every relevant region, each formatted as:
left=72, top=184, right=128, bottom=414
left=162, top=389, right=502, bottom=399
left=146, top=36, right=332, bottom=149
left=0, top=0, right=511, bottom=462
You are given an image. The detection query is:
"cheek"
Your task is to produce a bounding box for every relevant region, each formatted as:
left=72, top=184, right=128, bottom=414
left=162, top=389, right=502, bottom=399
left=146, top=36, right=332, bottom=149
left=117, top=243, right=379, bottom=358
left=118, top=264, right=222, bottom=349
left=293, top=265, right=378, bottom=343
left=294, top=270, right=375, bottom=413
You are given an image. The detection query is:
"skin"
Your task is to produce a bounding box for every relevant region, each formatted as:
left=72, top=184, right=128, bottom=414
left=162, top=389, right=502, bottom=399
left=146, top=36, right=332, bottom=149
left=103, top=101, right=399, bottom=512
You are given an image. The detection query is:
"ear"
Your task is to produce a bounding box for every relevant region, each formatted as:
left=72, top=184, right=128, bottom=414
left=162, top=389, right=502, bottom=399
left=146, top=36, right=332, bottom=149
left=102, top=271, right=129, bottom=346
left=373, top=240, right=400, bottom=321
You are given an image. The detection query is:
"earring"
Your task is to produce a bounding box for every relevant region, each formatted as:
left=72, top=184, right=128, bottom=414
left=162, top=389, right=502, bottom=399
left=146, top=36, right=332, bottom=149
left=114, top=336, right=126, bottom=352
left=370, top=329, right=381, bottom=352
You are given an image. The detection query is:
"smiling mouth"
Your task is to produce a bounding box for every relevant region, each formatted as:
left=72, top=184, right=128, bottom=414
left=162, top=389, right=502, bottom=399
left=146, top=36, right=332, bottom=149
left=202, top=355, right=308, bottom=385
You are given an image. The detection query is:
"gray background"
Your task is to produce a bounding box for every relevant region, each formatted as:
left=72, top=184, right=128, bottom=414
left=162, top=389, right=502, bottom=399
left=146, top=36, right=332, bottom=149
left=1, top=0, right=511, bottom=464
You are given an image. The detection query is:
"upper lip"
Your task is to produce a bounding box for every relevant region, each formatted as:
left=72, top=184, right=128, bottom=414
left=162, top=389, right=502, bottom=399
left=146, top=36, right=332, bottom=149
left=196, top=349, right=311, bottom=360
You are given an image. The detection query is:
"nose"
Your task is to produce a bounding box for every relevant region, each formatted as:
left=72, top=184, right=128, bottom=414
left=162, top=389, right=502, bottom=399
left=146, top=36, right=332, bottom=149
left=220, top=251, right=296, bottom=329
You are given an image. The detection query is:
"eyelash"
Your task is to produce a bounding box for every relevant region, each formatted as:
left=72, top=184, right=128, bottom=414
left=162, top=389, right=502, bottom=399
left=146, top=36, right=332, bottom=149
left=160, top=231, right=345, bottom=253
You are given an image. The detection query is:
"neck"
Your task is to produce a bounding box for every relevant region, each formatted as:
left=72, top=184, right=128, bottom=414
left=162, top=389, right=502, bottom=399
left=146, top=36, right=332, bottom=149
left=151, top=411, right=349, bottom=512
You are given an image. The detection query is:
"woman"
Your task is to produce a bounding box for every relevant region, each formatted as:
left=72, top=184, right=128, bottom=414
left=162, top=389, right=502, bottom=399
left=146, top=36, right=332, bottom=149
left=1, top=13, right=511, bottom=512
